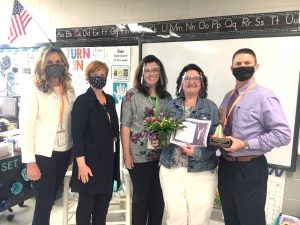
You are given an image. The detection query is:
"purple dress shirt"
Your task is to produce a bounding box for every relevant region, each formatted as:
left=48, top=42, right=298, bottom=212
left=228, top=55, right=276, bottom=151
left=220, top=78, right=291, bottom=157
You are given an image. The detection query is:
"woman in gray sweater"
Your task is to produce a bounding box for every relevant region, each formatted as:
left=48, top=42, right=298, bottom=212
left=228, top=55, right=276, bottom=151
left=120, top=55, right=171, bottom=225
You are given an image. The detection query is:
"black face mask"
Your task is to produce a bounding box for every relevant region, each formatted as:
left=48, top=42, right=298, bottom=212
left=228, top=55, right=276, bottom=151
left=45, top=64, right=65, bottom=78
left=232, top=66, right=255, bottom=81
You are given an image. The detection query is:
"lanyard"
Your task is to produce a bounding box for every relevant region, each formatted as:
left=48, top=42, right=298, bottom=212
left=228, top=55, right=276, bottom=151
left=148, top=96, right=159, bottom=115
left=224, top=82, right=256, bottom=127
left=59, top=83, right=64, bottom=130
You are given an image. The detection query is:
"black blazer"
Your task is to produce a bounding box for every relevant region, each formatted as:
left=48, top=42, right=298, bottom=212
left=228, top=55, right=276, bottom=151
left=70, top=87, right=120, bottom=193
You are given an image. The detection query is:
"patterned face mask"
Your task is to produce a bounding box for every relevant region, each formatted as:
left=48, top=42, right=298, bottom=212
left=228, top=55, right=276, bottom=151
left=89, top=76, right=107, bottom=89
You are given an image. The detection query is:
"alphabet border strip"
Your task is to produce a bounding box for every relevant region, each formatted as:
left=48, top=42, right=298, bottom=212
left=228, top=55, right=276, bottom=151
left=56, top=10, right=300, bottom=45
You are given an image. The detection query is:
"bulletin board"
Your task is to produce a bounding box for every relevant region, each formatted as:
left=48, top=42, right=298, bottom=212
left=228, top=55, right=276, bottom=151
left=61, top=46, right=131, bottom=117
left=0, top=46, right=132, bottom=116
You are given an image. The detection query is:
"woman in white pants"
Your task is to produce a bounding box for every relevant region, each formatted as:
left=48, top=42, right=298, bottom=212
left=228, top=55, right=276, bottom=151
left=153, top=64, right=218, bottom=225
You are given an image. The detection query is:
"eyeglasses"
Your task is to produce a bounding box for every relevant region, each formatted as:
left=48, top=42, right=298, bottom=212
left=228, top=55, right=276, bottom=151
left=144, top=67, right=160, bottom=74
left=183, top=76, right=201, bottom=82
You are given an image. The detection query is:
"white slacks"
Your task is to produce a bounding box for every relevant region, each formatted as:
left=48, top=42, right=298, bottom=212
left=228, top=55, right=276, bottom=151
left=160, top=165, right=217, bottom=225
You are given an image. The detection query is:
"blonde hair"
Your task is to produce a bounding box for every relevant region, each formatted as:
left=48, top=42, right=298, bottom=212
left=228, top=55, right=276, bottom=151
left=34, top=46, right=73, bottom=93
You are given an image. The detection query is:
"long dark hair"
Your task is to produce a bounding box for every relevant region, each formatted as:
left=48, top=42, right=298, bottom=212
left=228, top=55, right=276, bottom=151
left=175, top=64, right=208, bottom=98
left=134, top=55, right=169, bottom=98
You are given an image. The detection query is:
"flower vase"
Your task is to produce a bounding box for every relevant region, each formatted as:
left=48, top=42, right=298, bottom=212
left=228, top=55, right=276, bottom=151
left=158, top=132, right=171, bottom=147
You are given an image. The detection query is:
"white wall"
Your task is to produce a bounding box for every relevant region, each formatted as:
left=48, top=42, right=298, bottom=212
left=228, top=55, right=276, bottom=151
left=1, top=0, right=299, bottom=218
left=1, top=0, right=300, bottom=46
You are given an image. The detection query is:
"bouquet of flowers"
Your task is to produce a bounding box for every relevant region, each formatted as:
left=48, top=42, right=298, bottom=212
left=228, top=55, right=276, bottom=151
left=131, top=107, right=185, bottom=147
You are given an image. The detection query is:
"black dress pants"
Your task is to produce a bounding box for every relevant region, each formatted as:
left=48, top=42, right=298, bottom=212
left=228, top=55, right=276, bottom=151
left=218, top=155, right=268, bottom=225
left=76, top=192, right=112, bottom=225
left=129, top=161, right=164, bottom=225
left=32, top=150, right=71, bottom=225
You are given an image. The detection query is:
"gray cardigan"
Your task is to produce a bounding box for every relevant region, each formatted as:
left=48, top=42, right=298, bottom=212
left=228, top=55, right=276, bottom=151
left=120, top=87, right=171, bottom=163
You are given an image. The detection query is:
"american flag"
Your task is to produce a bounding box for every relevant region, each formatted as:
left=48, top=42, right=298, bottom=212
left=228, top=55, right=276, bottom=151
left=8, top=0, right=32, bottom=43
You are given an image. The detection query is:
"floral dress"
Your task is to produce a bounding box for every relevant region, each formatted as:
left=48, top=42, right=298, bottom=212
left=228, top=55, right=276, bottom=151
left=171, top=105, right=194, bottom=167
left=120, top=87, right=171, bottom=163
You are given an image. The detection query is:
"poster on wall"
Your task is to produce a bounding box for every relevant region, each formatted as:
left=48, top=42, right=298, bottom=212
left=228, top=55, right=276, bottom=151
left=111, top=65, right=129, bottom=81
left=0, top=46, right=131, bottom=121
left=62, top=46, right=131, bottom=101
left=113, top=82, right=128, bottom=104
left=0, top=48, right=39, bottom=97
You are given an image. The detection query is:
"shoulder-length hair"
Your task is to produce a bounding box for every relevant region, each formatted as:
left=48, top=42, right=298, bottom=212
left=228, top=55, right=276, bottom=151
left=134, top=55, right=169, bottom=99
left=34, top=46, right=73, bottom=93
left=175, top=64, right=208, bottom=98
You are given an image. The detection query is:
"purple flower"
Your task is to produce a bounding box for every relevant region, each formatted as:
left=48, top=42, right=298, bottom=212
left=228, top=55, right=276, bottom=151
left=131, top=107, right=185, bottom=147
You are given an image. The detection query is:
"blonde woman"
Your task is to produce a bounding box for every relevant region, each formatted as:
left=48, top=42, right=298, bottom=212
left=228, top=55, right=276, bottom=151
left=20, top=46, right=76, bottom=225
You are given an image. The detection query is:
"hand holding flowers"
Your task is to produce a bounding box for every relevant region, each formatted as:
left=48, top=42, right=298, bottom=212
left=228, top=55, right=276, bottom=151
left=131, top=107, right=185, bottom=148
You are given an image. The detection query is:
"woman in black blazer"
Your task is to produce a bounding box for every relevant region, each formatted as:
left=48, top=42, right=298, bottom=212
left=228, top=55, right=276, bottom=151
left=70, top=60, right=120, bottom=225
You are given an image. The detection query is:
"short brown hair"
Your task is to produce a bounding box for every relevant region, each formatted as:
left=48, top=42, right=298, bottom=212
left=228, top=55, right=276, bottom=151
left=84, top=60, right=109, bottom=80
left=232, top=48, right=257, bottom=64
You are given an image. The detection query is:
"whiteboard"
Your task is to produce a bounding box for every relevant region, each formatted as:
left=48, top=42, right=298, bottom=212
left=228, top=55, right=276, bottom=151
left=142, top=36, right=300, bottom=169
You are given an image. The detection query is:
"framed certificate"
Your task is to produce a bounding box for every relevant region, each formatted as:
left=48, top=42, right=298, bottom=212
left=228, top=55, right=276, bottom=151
left=170, top=118, right=211, bottom=147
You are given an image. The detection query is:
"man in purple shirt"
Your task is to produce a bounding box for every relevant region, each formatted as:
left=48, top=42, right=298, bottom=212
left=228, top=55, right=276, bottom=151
left=218, top=48, right=291, bottom=225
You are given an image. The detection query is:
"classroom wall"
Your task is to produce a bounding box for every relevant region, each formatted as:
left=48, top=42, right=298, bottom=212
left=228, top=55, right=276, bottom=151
left=1, top=0, right=300, bottom=44
left=0, top=0, right=299, bottom=217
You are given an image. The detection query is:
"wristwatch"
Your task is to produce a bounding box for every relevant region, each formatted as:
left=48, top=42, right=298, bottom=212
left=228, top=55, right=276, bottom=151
left=243, top=140, right=250, bottom=150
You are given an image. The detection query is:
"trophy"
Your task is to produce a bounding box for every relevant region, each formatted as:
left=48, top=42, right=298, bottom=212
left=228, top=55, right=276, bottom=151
left=209, top=107, right=232, bottom=148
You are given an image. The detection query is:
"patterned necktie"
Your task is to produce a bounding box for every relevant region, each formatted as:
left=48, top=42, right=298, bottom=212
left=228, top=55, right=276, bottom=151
left=224, top=90, right=239, bottom=136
